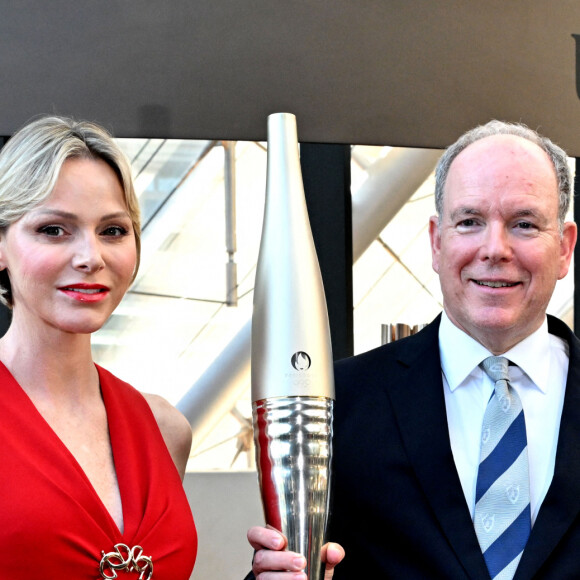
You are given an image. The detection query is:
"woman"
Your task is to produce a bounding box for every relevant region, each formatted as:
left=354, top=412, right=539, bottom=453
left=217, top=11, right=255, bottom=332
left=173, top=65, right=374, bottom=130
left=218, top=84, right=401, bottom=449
left=0, top=116, right=197, bottom=578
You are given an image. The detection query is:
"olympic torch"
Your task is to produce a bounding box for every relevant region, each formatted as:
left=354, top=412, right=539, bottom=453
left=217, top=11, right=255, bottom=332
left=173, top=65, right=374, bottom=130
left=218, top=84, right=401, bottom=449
left=251, top=113, right=335, bottom=580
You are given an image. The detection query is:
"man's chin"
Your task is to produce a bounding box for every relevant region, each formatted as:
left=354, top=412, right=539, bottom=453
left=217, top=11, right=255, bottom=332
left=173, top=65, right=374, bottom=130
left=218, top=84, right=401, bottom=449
left=463, top=317, right=544, bottom=353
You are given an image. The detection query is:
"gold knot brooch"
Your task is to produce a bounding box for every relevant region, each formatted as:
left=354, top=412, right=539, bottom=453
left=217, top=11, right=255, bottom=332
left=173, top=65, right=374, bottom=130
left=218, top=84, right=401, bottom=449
left=99, top=543, right=153, bottom=580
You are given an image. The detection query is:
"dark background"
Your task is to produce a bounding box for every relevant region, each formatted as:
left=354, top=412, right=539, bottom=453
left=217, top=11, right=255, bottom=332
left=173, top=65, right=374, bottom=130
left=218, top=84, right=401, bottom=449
left=1, top=2, right=580, bottom=151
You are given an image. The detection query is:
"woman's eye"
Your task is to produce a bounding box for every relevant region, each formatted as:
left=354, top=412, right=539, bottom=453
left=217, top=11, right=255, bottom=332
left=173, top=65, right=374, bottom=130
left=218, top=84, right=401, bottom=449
left=102, top=225, right=129, bottom=237
left=38, top=225, right=64, bottom=237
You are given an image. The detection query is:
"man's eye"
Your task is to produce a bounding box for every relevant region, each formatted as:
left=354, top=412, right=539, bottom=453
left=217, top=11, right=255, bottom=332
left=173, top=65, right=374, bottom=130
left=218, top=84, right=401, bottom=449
left=458, top=219, right=476, bottom=227
left=38, top=225, right=64, bottom=236
left=516, top=222, right=535, bottom=230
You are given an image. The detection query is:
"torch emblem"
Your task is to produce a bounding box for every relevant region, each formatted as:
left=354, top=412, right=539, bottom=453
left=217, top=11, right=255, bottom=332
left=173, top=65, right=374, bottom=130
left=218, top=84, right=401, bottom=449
left=291, top=351, right=311, bottom=371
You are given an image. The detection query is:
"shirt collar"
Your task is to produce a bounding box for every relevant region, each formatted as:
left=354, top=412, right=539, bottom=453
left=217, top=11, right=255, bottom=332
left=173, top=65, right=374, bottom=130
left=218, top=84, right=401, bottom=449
left=503, top=320, right=551, bottom=394
left=439, top=311, right=551, bottom=394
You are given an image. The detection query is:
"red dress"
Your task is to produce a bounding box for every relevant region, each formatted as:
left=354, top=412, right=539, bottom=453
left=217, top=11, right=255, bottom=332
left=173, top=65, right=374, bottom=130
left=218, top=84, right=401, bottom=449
left=0, top=362, right=197, bottom=579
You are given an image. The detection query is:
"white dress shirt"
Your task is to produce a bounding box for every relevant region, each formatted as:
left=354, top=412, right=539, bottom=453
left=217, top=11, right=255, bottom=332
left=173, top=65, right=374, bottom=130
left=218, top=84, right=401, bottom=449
left=439, top=311, right=569, bottom=524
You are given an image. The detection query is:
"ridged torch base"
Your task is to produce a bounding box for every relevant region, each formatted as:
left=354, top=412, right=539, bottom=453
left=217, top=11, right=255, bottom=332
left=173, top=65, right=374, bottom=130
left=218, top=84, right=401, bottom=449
left=252, top=396, right=333, bottom=580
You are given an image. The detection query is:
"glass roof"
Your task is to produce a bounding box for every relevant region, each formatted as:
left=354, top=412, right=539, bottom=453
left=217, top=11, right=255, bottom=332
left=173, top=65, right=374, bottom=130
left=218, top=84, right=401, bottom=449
left=92, top=140, right=575, bottom=471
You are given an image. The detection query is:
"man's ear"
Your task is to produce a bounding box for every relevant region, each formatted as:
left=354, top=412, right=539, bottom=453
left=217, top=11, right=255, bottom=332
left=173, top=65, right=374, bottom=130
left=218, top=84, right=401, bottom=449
left=428, top=215, right=441, bottom=274
left=558, top=221, right=577, bottom=280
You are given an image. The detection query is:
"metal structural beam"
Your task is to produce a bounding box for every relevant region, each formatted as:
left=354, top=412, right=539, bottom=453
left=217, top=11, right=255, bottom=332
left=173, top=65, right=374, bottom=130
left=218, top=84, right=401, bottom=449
left=352, top=148, right=442, bottom=260
left=224, top=141, right=238, bottom=306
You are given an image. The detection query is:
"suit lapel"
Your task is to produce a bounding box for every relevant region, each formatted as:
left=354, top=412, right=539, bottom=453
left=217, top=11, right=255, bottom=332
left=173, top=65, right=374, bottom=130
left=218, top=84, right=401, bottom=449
left=383, top=314, right=580, bottom=578
left=515, top=316, right=580, bottom=578
left=384, top=317, right=490, bottom=579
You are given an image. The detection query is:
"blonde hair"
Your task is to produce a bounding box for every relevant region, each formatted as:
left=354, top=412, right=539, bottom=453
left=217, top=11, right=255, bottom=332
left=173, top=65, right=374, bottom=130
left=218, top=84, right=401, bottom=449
left=0, top=115, right=141, bottom=307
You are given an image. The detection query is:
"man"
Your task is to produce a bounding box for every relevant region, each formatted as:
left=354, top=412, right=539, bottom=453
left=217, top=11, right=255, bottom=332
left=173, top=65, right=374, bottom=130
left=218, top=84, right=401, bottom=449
left=248, top=120, right=579, bottom=579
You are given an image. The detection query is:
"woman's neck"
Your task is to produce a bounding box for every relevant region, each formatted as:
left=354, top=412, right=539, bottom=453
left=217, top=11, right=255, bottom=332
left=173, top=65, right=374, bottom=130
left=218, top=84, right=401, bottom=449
left=0, top=322, right=98, bottom=402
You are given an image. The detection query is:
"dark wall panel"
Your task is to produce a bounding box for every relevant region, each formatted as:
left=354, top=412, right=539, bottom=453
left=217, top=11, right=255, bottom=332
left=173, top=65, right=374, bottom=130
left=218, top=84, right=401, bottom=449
left=301, top=144, right=353, bottom=360
left=1, top=2, right=580, bottom=153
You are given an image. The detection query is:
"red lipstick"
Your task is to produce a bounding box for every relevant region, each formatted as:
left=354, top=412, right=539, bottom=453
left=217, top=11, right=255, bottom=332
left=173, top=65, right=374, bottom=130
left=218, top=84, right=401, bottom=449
left=58, top=284, right=110, bottom=303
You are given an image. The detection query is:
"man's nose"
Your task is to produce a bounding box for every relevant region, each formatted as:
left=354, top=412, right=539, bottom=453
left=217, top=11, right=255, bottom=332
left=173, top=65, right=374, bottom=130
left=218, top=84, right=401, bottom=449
left=480, top=223, right=513, bottom=262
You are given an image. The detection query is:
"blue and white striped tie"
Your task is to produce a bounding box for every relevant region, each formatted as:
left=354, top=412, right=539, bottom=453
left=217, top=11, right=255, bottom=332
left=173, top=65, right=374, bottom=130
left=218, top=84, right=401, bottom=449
left=474, top=356, right=531, bottom=580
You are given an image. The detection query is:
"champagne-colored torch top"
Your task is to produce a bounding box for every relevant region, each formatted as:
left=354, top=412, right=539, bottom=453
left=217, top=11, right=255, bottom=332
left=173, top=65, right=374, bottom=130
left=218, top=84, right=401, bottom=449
left=251, top=112, right=335, bottom=402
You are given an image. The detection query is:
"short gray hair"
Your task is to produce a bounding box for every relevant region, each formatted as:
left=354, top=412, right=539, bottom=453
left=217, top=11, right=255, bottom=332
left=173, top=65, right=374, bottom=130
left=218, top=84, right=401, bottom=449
left=434, top=120, right=571, bottom=226
left=0, top=115, right=141, bottom=307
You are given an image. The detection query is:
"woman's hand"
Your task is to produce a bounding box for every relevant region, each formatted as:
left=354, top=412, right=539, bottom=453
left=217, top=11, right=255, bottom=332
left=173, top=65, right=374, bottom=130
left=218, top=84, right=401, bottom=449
left=247, top=526, right=345, bottom=579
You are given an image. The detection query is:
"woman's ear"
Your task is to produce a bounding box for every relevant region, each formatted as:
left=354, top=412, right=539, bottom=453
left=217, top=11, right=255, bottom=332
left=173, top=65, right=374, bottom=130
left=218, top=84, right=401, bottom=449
left=0, top=234, right=6, bottom=270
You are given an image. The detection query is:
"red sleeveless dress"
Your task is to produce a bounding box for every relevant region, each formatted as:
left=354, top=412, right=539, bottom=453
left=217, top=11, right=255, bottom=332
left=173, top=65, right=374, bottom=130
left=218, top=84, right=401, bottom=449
left=0, top=362, right=197, bottom=579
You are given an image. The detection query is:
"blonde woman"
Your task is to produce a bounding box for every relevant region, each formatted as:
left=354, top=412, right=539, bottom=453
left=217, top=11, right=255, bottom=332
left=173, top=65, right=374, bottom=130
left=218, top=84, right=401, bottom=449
left=0, top=116, right=197, bottom=578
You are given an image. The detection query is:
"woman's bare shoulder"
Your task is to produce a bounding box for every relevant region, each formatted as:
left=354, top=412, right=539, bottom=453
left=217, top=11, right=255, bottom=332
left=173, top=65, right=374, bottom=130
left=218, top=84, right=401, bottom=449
left=142, top=393, right=192, bottom=480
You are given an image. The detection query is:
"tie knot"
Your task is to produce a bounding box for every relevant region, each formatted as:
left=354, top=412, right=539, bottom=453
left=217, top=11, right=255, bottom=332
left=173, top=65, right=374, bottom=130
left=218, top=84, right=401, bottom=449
left=481, top=356, right=510, bottom=383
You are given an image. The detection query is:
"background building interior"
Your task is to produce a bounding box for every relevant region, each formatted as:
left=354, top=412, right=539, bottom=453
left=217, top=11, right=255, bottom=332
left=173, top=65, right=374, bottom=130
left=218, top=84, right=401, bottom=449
left=92, top=138, right=575, bottom=473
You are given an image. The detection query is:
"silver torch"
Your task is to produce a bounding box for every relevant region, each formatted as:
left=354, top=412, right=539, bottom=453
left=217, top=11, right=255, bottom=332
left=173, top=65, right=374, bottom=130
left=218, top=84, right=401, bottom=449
left=251, top=112, right=335, bottom=580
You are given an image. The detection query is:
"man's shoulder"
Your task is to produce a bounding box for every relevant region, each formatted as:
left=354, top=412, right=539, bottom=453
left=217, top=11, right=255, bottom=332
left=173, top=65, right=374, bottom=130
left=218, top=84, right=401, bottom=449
left=334, top=338, right=410, bottom=374
left=333, top=316, right=441, bottom=397
left=547, top=314, right=576, bottom=344
left=335, top=316, right=441, bottom=373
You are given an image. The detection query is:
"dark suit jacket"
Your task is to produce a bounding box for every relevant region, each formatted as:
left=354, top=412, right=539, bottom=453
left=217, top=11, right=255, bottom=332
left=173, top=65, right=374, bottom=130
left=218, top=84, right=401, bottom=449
left=328, top=314, right=580, bottom=579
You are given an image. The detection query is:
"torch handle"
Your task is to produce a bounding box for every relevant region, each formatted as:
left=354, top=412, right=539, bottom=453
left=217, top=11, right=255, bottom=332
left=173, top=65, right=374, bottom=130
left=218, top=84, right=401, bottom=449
left=253, top=396, right=333, bottom=580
